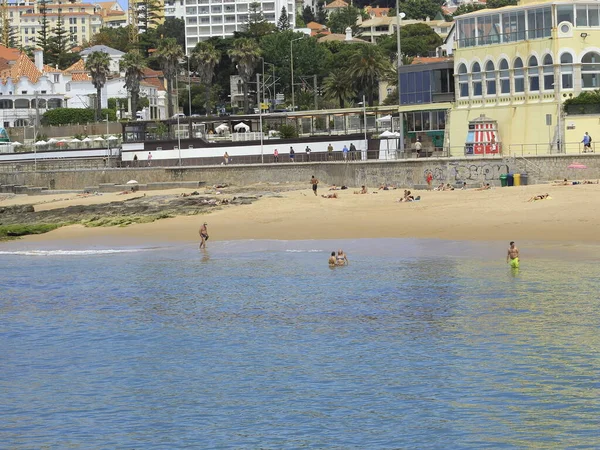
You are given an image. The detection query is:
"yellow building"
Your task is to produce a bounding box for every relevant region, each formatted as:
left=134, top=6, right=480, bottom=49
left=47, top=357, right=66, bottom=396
left=7, top=1, right=103, bottom=48
left=449, top=0, right=600, bottom=155
left=133, top=0, right=164, bottom=31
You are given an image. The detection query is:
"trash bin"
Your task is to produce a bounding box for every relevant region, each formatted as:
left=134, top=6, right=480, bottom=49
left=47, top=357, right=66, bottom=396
left=507, top=173, right=514, bottom=187
left=513, top=173, right=521, bottom=186
left=500, top=173, right=508, bottom=187
left=521, top=173, right=528, bottom=186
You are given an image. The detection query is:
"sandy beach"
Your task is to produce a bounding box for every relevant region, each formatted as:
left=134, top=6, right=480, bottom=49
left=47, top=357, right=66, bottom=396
left=2, top=180, right=600, bottom=246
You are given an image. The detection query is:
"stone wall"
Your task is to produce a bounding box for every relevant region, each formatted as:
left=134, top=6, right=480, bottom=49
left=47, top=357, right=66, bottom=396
left=2, top=154, right=599, bottom=192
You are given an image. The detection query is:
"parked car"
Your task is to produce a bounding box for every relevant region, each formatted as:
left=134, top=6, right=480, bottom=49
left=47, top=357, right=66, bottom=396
left=171, top=113, right=185, bottom=119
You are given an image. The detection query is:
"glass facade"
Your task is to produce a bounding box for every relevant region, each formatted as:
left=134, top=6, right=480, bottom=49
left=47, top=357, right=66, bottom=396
left=399, top=68, right=454, bottom=105
left=405, top=111, right=446, bottom=133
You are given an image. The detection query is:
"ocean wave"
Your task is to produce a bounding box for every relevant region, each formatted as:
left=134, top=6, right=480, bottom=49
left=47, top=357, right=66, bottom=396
left=0, top=249, right=146, bottom=256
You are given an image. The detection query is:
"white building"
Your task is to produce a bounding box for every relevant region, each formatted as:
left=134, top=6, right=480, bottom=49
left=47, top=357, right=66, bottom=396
left=184, top=0, right=296, bottom=52
left=80, top=45, right=125, bottom=74
left=165, top=0, right=185, bottom=20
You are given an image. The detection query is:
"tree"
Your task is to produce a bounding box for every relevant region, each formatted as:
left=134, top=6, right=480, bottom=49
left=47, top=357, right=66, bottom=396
left=277, top=6, right=290, bottom=30
left=85, top=51, right=111, bottom=121
left=302, top=6, right=315, bottom=25
left=0, top=22, right=18, bottom=48
left=378, top=23, right=442, bottom=58
left=243, top=2, right=276, bottom=40
left=47, top=10, right=77, bottom=69
left=120, top=52, right=147, bottom=119
left=228, top=37, right=261, bottom=113
left=89, top=26, right=131, bottom=52
left=156, top=18, right=185, bottom=49
left=191, top=41, right=221, bottom=113
left=323, top=71, right=355, bottom=108
left=327, top=6, right=361, bottom=34
left=487, top=0, right=518, bottom=8
left=138, top=0, right=163, bottom=32
left=453, top=3, right=486, bottom=17
left=155, top=38, right=184, bottom=118
left=400, top=0, right=443, bottom=20
left=315, top=1, right=328, bottom=24
left=346, top=45, right=389, bottom=106
left=36, top=0, right=51, bottom=58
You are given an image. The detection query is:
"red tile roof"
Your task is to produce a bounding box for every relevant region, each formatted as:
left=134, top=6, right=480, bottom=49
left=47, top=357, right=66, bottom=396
left=0, top=52, right=42, bottom=84
left=365, top=6, right=390, bottom=17
left=0, top=45, right=21, bottom=62
left=324, top=0, right=348, bottom=8
left=64, top=59, right=91, bottom=81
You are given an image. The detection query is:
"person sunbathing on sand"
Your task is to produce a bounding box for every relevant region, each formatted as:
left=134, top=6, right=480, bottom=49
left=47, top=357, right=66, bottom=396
left=528, top=193, right=550, bottom=202
left=476, top=183, right=491, bottom=191
left=322, top=193, right=338, bottom=199
left=329, top=185, right=339, bottom=190
left=434, top=183, right=445, bottom=191
left=354, top=185, right=368, bottom=194
left=444, top=183, right=454, bottom=191
left=397, top=190, right=417, bottom=202
left=553, top=178, right=571, bottom=186
left=583, top=180, right=599, bottom=184
left=379, top=184, right=396, bottom=190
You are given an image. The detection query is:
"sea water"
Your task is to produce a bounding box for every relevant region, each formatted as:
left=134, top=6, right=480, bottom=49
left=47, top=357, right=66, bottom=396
left=1, top=238, right=599, bottom=449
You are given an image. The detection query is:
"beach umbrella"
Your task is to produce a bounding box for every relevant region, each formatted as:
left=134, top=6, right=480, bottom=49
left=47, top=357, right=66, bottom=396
left=94, top=137, right=105, bottom=142
left=126, top=180, right=138, bottom=185
left=57, top=138, right=68, bottom=143
left=215, top=123, right=229, bottom=133
left=70, top=138, right=81, bottom=143
left=233, top=122, right=250, bottom=131
left=82, top=137, right=92, bottom=142
left=47, top=137, right=58, bottom=143
left=379, top=130, right=398, bottom=138
left=107, top=135, right=119, bottom=141
left=376, top=115, right=392, bottom=122
left=34, top=140, right=47, bottom=146
left=12, top=141, right=22, bottom=146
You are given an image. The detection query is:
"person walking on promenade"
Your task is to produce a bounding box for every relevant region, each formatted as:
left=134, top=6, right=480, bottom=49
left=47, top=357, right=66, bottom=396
left=350, top=142, right=357, bottom=161
left=147, top=152, right=152, bottom=167
left=582, top=132, right=592, bottom=152
left=289, top=147, right=295, bottom=162
left=310, top=175, right=319, bottom=196
left=342, top=144, right=349, bottom=162
left=305, top=145, right=311, bottom=162
left=327, top=143, right=333, bottom=161
left=273, top=148, right=279, bottom=163
left=223, top=151, right=229, bottom=165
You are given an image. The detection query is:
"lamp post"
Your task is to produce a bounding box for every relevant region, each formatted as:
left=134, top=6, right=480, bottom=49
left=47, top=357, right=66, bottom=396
left=257, top=73, right=264, bottom=164
left=290, top=37, right=303, bottom=111
left=175, top=68, right=182, bottom=166
left=187, top=54, right=193, bottom=138
left=396, top=3, right=406, bottom=157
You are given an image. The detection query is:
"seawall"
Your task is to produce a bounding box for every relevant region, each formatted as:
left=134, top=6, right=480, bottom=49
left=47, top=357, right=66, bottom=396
left=1, top=155, right=598, bottom=191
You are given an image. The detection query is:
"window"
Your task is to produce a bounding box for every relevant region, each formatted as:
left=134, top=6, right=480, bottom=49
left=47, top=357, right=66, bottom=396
left=528, top=56, right=539, bottom=92
left=577, top=5, right=600, bottom=26
left=502, top=11, right=525, bottom=42
left=576, top=5, right=588, bottom=26
left=561, top=53, right=573, bottom=89
left=472, top=62, right=482, bottom=96
left=477, top=14, right=500, bottom=45
left=527, top=7, right=552, bottom=39
left=514, top=57, right=525, bottom=93
left=543, top=54, right=554, bottom=90
left=53, top=74, right=59, bottom=83
left=485, top=60, right=496, bottom=95
left=21, top=90, right=27, bottom=94
left=582, top=51, right=600, bottom=89
left=499, top=59, right=510, bottom=94
left=458, top=63, right=468, bottom=97
left=457, top=17, right=476, bottom=47
left=556, top=4, right=574, bottom=25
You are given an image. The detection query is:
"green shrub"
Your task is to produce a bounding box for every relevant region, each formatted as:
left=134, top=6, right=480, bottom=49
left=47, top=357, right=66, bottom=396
left=0, top=223, right=62, bottom=240
left=41, top=108, right=117, bottom=126
left=278, top=123, right=299, bottom=139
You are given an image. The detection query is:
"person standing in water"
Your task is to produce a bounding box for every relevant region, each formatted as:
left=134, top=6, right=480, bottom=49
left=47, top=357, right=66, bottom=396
left=507, top=241, right=519, bottom=268
left=199, top=222, right=209, bottom=249
left=328, top=252, right=337, bottom=266
left=310, top=175, right=319, bottom=196
left=336, top=249, right=349, bottom=265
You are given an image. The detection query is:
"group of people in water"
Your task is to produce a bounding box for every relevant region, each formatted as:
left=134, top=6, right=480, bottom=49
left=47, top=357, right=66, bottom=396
left=328, top=249, right=349, bottom=266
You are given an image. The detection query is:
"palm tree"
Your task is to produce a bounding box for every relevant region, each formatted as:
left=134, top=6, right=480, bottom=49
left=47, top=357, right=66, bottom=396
left=346, top=45, right=390, bottom=106
left=155, top=38, right=184, bottom=118
left=228, top=38, right=261, bottom=114
left=191, top=41, right=220, bottom=114
left=323, top=71, right=356, bottom=108
left=85, top=51, right=111, bottom=121
left=120, top=52, right=146, bottom=120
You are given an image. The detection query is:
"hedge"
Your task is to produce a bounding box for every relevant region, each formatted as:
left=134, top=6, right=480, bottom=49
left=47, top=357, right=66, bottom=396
left=41, top=108, right=117, bottom=126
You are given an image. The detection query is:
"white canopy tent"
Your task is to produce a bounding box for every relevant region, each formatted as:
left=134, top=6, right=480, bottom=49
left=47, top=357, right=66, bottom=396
left=107, top=135, right=119, bottom=141
left=82, top=137, right=93, bottom=142
left=376, top=115, right=392, bottom=122
left=70, top=138, right=81, bottom=143
left=233, top=122, right=250, bottom=132
left=47, top=138, right=58, bottom=144
left=34, top=140, right=47, bottom=146
left=93, top=137, right=105, bottom=142
left=215, top=123, right=229, bottom=133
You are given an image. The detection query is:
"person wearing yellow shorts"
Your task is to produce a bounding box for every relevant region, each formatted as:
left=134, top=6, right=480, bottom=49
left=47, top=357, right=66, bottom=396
left=507, top=241, right=520, bottom=268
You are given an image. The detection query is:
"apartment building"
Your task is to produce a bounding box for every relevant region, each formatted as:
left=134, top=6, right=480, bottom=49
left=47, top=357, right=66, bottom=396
left=93, top=1, right=128, bottom=28
left=7, top=1, right=103, bottom=48
left=184, top=0, right=295, bottom=52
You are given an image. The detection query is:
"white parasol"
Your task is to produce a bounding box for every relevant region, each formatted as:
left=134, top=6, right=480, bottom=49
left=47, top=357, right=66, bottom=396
left=12, top=141, right=22, bottom=146
left=47, top=137, right=58, bottom=143
left=126, top=180, right=138, bottom=184
left=34, top=140, right=48, bottom=146
left=107, top=135, right=119, bottom=141
left=233, top=122, right=250, bottom=131
left=81, top=137, right=93, bottom=142
left=379, top=130, right=399, bottom=138
left=376, top=115, right=392, bottom=122
left=94, top=137, right=105, bottom=142
left=70, top=138, right=81, bottom=143
left=215, top=123, right=229, bottom=133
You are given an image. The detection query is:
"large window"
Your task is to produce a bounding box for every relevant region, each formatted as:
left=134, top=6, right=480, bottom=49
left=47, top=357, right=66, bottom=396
left=528, top=56, right=539, bottom=92
left=472, top=62, right=482, bottom=96
left=406, top=111, right=446, bottom=132
left=556, top=4, right=574, bottom=25
left=514, top=57, right=525, bottom=93
left=576, top=5, right=600, bottom=27
left=499, top=59, right=510, bottom=94
left=458, top=63, right=469, bottom=97
left=582, top=51, right=600, bottom=89
left=457, top=17, right=476, bottom=47
left=543, top=54, right=554, bottom=90
left=485, top=60, right=496, bottom=95
left=502, top=11, right=525, bottom=42
left=527, top=7, right=552, bottom=39
left=561, top=53, right=573, bottom=89
left=478, top=14, right=501, bottom=45
left=399, top=71, right=432, bottom=105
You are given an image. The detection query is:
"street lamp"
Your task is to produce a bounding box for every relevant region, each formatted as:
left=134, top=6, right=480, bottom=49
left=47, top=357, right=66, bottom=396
left=259, top=57, right=276, bottom=111
left=396, top=4, right=406, bottom=156
left=290, top=37, right=303, bottom=111
left=175, top=67, right=182, bottom=166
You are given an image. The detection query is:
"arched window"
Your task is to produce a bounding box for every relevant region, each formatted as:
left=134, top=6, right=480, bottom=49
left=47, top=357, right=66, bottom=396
left=458, top=63, right=469, bottom=97
left=0, top=99, right=13, bottom=109
left=528, top=55, right=539, bottom=92
left=499, top=59, right=510, bottom=94
left=485, top=60, right=496, bottom=95
left=15, top=119, right=29, bottom=127
left=472, top=62, right=482, bottom=96
left=543, top=54, right=554, bottom=90
left=514, top=57, right=525, bottom=93
left=581, top=51, right=600, bottom=89
left=15, top=99, right=29, bottom=109
left=561, top=53, right=573, bottom=89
